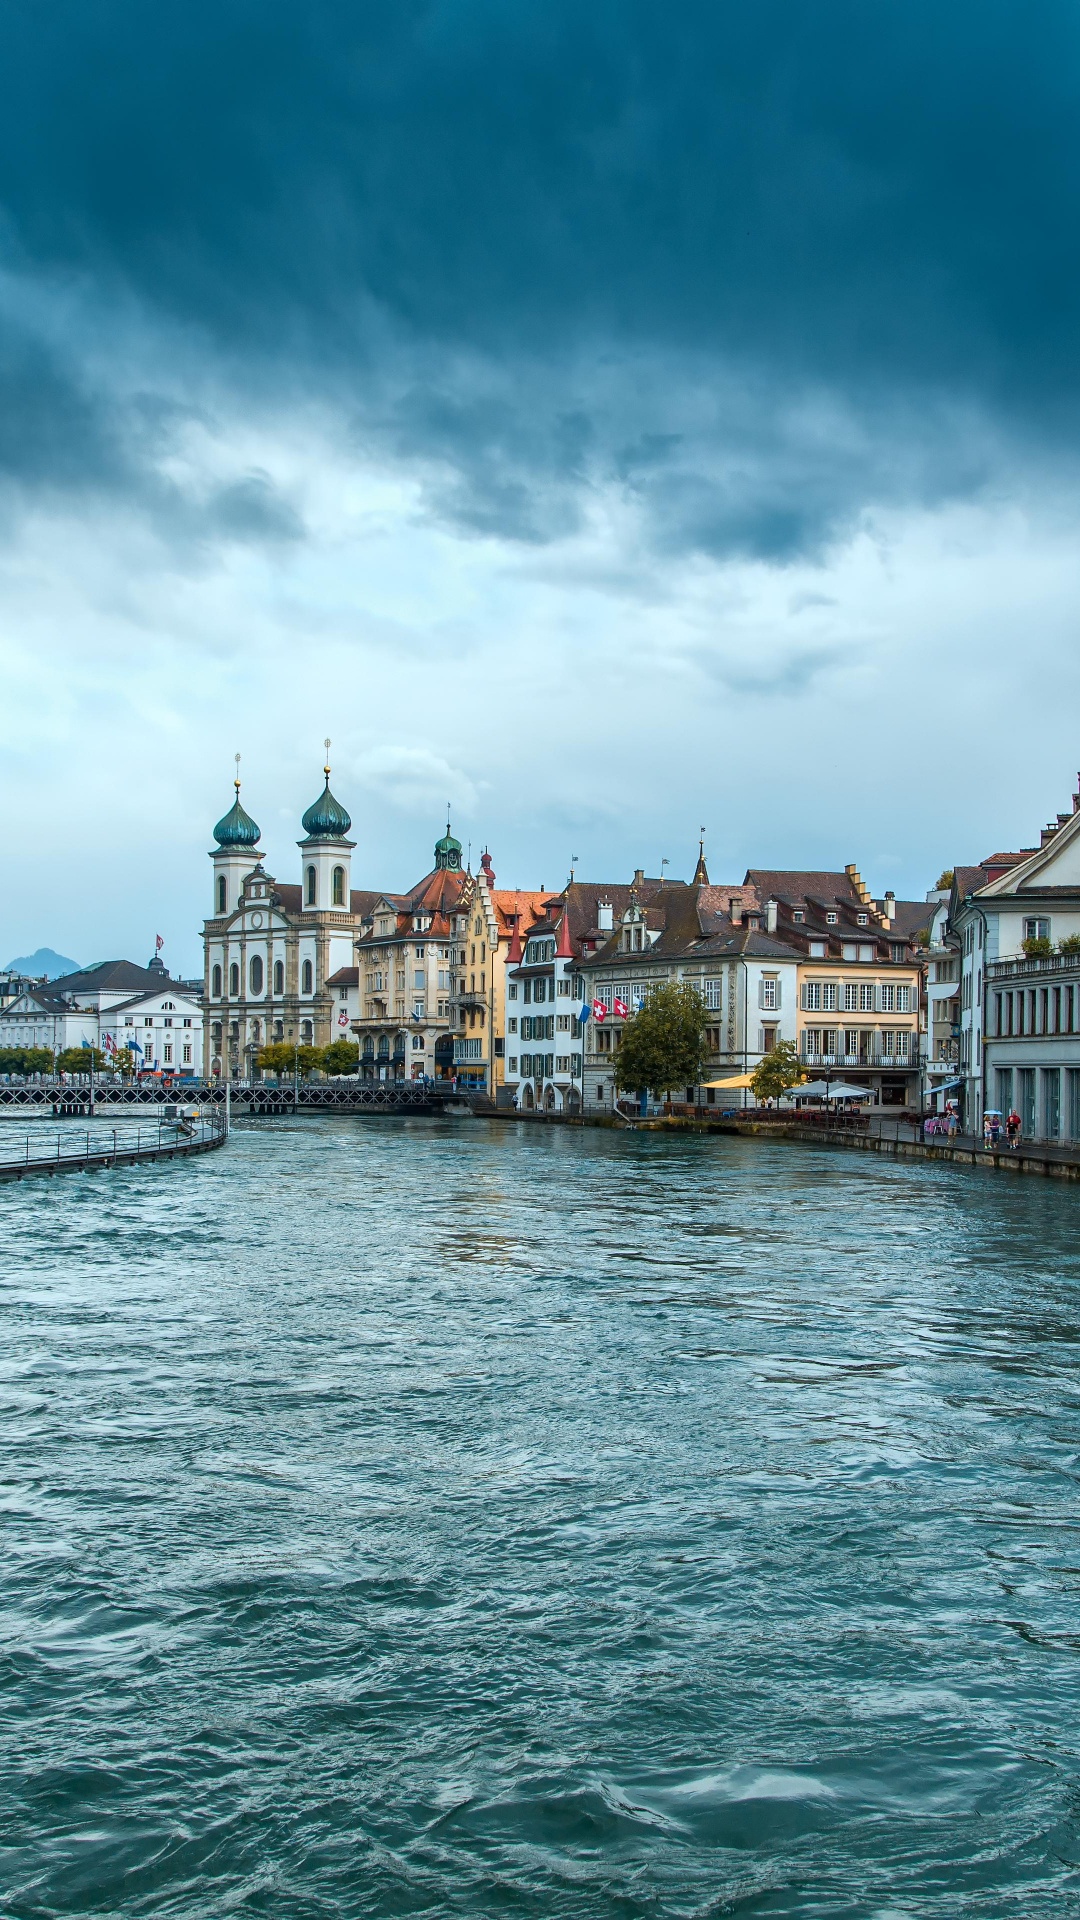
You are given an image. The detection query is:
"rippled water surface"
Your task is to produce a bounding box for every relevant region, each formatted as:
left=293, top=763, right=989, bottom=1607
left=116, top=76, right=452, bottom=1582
left=3, top=1117, right=1080, bottom=1917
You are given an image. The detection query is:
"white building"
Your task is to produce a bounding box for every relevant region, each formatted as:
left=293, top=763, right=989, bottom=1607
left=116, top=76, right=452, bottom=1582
left=202, top=758, right=378, bottom=1076
left=952, top=776, right=1080, bottom=1138
left=0, top=957, right=203, bottom=1074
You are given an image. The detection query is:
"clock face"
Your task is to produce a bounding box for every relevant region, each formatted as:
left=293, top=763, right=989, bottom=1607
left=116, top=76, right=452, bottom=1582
left=251, top=912, right=263, bottom=929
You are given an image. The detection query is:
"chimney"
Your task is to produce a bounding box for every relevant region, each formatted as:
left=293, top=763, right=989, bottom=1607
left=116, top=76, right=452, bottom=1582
left=884, top=890, right=895, bottom=924
left=633, top=868, right=645, bottom=889
left=765, top=898, right=778, bottom=933
left=597, top=901, right=613, bottom=932
left=1041, top=823, right=1059, bottom=847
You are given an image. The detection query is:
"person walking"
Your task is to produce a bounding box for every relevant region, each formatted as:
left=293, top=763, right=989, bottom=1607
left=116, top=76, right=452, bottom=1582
left=1006, top=1108, right=1021, bottom=1149
left=983, top=1112, right=995, bottom=1150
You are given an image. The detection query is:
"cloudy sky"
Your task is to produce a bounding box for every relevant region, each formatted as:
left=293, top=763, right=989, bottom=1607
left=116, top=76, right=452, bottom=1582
left=3, top=1, right=1080, bottom=972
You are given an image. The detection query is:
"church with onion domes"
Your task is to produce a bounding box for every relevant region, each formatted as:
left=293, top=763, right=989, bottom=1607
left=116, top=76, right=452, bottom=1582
left=202, top=751, right=381, bottom=1078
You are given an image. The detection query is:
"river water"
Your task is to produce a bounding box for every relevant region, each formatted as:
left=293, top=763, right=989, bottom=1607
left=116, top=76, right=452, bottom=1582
left=3, top=1117, right=1080, bottom=1918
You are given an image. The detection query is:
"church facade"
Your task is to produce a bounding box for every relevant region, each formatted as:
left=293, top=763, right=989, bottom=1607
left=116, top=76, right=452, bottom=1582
left=202, top=759, right=378, bottom=1078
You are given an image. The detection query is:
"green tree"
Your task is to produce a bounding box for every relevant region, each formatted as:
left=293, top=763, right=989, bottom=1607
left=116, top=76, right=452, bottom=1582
left=1059, top=934, right=1080, bottom=956
left=936, top=869, right=954, bottom=889
left=751, top=1039, right=805, bottom=1106
left=257, top=1041, right=322, bottom=1080
left=57, top=1046, right=106, bottom=1074
left=0, top=1046, right=53, bottom=1075
left=612, top=983, right=708, bottom=1097
left=320, top=1039, right=360, bottom=1076
left=1021, top=935, right=1053, bottom=958
left=110, top=1047, right=136, bottom=1078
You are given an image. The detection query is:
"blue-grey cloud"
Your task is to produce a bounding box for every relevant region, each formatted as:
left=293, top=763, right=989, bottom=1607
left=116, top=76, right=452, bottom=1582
left=1, top=1, right=1079, bottom=557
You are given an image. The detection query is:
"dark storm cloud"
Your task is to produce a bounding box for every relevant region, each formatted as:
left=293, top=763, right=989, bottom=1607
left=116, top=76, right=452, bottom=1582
left=1, top=0, right=1079, bottom=555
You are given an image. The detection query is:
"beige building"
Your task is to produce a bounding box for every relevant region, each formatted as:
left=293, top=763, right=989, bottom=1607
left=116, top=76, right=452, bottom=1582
left=742, top=866, right=923, bottom=1105
left=352, top=822, right=467, bottom=1081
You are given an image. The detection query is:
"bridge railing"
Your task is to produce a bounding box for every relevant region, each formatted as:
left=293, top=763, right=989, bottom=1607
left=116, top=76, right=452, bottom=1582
left=0, top=1079, right=439, bottom=1109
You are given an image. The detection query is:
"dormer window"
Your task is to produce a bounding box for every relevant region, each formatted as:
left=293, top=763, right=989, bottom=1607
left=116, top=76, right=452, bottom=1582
left=857, top=912, right=868, bottom=926
left=826, top=911, right=838, bottom=925
left=793, top=909, right=804, bottom=924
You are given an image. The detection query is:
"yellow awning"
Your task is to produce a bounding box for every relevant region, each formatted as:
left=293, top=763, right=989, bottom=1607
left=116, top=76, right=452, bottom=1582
left=701, top=1072, right=755, bottom=1089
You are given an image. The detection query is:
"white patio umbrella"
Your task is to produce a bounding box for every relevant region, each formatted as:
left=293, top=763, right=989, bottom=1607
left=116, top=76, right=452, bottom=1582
left=791, top=1080, right=870, bottom=1100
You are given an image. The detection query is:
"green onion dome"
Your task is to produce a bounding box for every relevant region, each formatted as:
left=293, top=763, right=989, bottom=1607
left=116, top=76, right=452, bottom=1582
left=213, top=783, right=261, bottom=848
left=301, top=772, right=352, bottom=839
left=434, top=820, right=463, bottom=871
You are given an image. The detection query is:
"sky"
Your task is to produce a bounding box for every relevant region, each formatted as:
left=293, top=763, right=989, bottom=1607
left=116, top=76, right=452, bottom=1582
left=4, top=0, right=1080, bottom=975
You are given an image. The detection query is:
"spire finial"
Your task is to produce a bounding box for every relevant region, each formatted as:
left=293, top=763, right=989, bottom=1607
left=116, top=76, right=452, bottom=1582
left=234, top=750, right=241, bottom=793
left=693, top=827, right=710, bottom=886
left=324, top=737, right=332, bottom=779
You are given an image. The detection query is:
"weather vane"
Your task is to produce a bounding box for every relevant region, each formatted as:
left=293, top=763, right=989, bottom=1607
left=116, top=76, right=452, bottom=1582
left=234, top=751, right=241, bottom=791
left=324, top=737, right=332, bottom=775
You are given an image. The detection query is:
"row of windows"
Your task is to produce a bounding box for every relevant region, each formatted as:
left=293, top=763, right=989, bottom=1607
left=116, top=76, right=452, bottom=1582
left=508, top=1014, right=579, bottom=1036
left=802, top=1029, right=912, bottom=1060
left=520, top=1015, right=555, bottom=1040
left=212, top=959, right=314, bottom=997
left=511, top=1051, right=583, bottom=1077
left=993, top=983, right=1080, bottom=1037
left=802, top=982, right=911, bottom=1012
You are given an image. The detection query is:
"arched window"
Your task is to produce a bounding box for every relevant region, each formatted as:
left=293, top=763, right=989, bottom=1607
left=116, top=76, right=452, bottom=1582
left=301, top=1019, right=313, bottom=1044
left=229, top=963, right=239, bottom=997
left=212, top=964, right=222, bottom=998
left=211, top=1022, right=222, bottom=1044
left=305, top=865, right=317, bottom=906
left=217, top=875, right=227, bottom=914
left=302, top=959, right=313, bottom=994
left=249, top=955, right=264, bottom=995
left=332, top=865, right=345, bottom=906
left=273, top=959, right=284, bottom=995
left=251, top=1019, right=261, bottom=1045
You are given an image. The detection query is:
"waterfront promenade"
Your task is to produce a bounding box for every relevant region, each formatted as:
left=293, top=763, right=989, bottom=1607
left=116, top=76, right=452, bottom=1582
left=0, top=1110, right=228, bottom=1180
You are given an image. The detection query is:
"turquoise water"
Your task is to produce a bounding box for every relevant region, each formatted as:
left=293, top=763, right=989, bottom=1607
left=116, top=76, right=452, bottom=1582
left=3, top=1117, right=1080, bottom=1918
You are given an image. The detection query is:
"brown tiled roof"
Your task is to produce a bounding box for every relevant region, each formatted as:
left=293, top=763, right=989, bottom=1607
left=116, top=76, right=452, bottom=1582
left=487, top=889, right=554, bottom=939
left=888, top=899, right=934, bottom=939
left=326, top=968, right=358, bottom=987
left=743, top=869, right=864, bottom=906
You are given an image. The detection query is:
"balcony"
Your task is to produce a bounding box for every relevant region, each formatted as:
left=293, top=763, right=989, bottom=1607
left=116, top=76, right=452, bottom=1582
left=988, top=952, right=1080, bottom=980
left=456, top=992, right=488, bottom=1011
left=801, top=1052, right=913, bottom=1071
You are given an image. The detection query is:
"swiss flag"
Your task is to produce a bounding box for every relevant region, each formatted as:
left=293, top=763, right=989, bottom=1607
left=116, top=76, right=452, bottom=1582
left=613, top=996, right=629, bottom=1018
left=592, top=999, right=607, bottom=1022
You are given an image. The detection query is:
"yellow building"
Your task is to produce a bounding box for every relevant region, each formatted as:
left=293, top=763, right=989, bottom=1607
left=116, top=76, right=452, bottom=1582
left=742, top=864, right=924, bottom=1106
left=448, top=851, right=551, bottom=1102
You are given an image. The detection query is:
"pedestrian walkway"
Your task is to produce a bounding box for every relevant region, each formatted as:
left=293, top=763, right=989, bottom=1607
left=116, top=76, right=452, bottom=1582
left=0, top=1113, right=228, bottom=1181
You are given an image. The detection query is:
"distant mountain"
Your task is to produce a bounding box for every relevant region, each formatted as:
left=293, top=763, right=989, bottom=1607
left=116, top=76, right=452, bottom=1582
left=5, top=948, right=82, bottom=981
